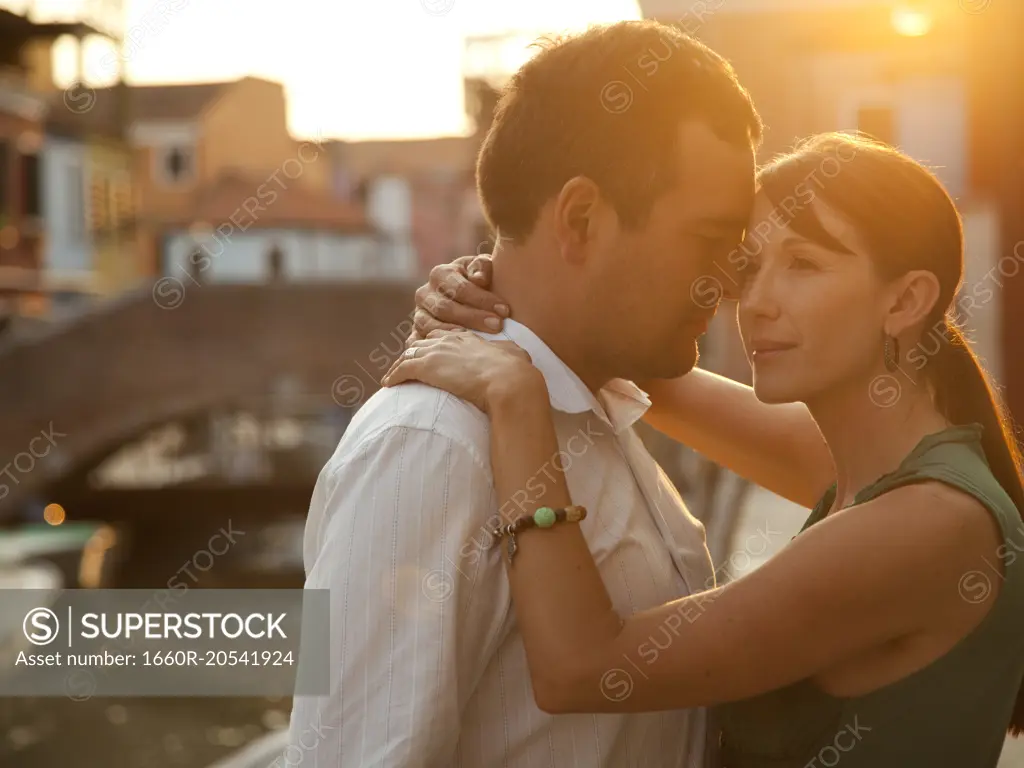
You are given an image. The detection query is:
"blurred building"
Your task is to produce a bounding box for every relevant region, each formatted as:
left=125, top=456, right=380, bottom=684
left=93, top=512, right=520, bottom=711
left=103, top=77, right=383, bottom=285
left=325, top=135, right=481, bottom=275
left=4, top=53, right=397, bottom=319
left=0, top=0, right=124, bottom=320
left=0, top=63, right=47, bottom=312
left=40, top=83, right=136, bottom=313
left=317, top=37, right=511, bottom=277
left=639, top=0, right=1024, bottom=419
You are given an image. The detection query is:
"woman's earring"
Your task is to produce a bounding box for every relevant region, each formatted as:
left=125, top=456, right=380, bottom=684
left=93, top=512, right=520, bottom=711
left=884, top=335, right=900, bottom=372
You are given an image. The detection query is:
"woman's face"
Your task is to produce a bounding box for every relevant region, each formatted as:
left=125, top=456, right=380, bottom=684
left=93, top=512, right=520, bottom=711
left=737, top=192, right=889, bottom=405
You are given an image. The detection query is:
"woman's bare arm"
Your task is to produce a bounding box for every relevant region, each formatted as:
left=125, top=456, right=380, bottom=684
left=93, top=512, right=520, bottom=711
left=486, top=386, right=996, bottom=713
left=641, top=370, right=834, bottom=508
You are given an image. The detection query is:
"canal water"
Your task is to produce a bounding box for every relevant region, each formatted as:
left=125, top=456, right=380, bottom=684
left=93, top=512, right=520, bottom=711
left=0, top=519, right=306, bottom=767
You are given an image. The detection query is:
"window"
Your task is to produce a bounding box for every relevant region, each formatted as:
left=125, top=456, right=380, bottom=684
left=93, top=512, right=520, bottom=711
left=156, top=144, right=195, bottom=185
left=857, top=106, right=896, bottom=146
left=67, top=163, right=85, bottom=240
left=20, top=152, right=41, bottom=218
left=89, top=177, right=109, bottom=232
left=111, top=172, right=134, bottom=229
left=366, top=177, right=412, bottom=235
left=104, top=179, right=114, bottom=228
left=0, top=141, right=8, bottom=219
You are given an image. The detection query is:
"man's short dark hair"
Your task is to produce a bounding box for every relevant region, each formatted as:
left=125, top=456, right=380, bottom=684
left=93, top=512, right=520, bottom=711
left=476, top=21, right=762, bottom=241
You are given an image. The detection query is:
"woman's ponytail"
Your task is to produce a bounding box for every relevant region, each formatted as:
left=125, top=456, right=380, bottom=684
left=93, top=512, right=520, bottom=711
left=928, top=317, right=1024, bottom=734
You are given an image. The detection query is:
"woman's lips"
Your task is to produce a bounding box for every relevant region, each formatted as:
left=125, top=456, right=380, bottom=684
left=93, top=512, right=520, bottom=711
left=751, top=346, right=796, bottom=362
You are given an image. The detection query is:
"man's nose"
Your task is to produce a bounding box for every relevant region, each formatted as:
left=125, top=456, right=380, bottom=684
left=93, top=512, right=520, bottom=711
left=719, top=246, right=758, bottom=301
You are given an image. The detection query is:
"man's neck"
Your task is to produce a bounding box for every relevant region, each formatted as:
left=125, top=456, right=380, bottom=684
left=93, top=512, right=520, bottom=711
left=490, top=243, right=611, bottom=394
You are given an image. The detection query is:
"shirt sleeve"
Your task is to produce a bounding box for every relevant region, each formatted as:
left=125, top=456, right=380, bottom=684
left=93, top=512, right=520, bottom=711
left=288, top=424, right=509, bottom=767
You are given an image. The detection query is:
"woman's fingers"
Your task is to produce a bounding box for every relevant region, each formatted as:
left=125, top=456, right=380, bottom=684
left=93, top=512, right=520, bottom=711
left=432, top=266, right=509, bottom=320
left=426, top=259, right=471, bottom=299
left=426, top=327, right=471, bottom=339
left=382, top=337, right=450, bottom=386
left=467, top=254, right=494, bottom=285
left=382, top=338, right=441, bottom=384
left=381, top=358, right=420, bottom=387
left=415, top=256, right=509, bottom=332
left=382, top=330, right=532, bottom=414
left=420, top=287, right=507, bottom=333
left=411, top=307, right=461, bottom=339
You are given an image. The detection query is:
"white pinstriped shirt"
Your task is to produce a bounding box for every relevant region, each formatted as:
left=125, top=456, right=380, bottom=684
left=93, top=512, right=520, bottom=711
left=290, top=319, right=717, bottom=767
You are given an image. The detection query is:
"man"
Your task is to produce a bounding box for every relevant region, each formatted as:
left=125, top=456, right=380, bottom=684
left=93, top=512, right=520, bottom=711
left=290, top=20, right=760, bottom=767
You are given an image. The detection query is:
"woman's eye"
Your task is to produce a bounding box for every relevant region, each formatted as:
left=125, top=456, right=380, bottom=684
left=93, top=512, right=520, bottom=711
left=791, top=256, right=819, bottom=271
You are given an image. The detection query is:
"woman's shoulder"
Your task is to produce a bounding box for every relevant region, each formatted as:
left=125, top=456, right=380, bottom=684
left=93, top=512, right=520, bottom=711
left=799, top=482, right=1001, bottom=600
left=857, top=480, right=999, bottom=548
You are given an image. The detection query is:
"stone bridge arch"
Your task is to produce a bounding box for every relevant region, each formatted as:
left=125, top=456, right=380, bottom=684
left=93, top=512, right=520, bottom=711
left=0, top=281, right=417, bottom=520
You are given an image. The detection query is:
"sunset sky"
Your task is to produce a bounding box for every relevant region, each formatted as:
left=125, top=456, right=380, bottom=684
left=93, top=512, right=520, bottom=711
left=39, top=0, right=642, bottom=140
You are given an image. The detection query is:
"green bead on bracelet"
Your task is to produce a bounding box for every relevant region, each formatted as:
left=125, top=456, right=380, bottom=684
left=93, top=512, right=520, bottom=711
left=489, top=505, right=588, bottom=562
left=534, top=506, right=557, bottom=528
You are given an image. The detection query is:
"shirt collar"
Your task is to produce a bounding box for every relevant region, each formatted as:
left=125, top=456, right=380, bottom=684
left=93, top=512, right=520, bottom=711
left=475, top=319, right=651, bottom=434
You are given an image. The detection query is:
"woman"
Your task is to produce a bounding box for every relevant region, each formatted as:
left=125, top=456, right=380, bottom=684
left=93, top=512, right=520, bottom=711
left=384, top=133, right=1024, bottom=766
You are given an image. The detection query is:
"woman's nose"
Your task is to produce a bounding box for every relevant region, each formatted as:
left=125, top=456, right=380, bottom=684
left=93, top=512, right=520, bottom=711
left=739, top=268, right=781, bottom=321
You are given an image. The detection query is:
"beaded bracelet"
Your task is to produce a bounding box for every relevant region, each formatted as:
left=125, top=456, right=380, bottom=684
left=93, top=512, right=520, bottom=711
left=489, top=505, right=587, bottom=562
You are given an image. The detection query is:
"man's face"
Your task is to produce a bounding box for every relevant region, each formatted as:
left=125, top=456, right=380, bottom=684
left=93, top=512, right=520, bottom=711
left=582, top=119, right=755, bottom=381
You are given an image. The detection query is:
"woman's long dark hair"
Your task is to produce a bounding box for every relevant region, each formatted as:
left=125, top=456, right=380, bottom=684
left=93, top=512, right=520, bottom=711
left=757, top=132, right=1024, bottom=735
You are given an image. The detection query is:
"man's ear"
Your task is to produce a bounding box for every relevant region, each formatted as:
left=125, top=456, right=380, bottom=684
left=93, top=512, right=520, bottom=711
left=552, top=176, right=602, bottom=263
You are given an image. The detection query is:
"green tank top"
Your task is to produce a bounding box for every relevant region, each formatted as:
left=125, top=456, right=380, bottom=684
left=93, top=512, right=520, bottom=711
left=714, top=423, right=1024, bottom=768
